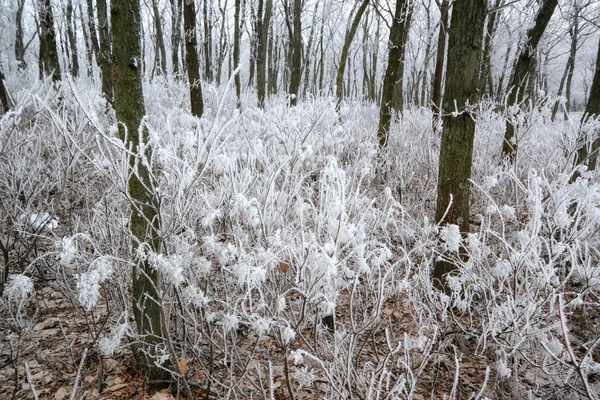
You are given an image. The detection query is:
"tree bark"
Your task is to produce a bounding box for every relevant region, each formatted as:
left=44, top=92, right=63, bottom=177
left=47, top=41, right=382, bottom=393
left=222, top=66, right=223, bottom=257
left=233, top=0, right=242, bottom=107
left=184, top=0, right=205, bottom=118
left=215, top=0, right=229, bottom=85
left=66, top=0, right=79, bottom=78
left=152, top=0, right=168, bottom=76
left=564, top=12, right=578, bottom=119
left=501, top=0, right=558, bottom=163
left=15, top=0, right=26, bottom=69
left=39, top=0, right=61, bottom=82
left=377, top=0, right=412, bottom=148
left=257, top=0, right=273, bottom=108
left=572, top=38, right=600, bottom=179
left=203, top=0, right=213, bottom=82
left=86, top=0, right=101, bottom=65
left=170, top=0, right=183, bottom=76
left=288, top=0, right=302, bottom=106
left=97, top=0, right=113, bottom=102
left=391, top=3, right=413, bottom=115
left=0, top=68, right=11, bottom=114
left=432, top=0, right=487, bottom=293
left=478, top=2, right=499, bottom=97
left=335, top=0, right=370, bottom=113
left=431, top=0, right=449, bottom=132
left=111, top=0, right=169, bottom=385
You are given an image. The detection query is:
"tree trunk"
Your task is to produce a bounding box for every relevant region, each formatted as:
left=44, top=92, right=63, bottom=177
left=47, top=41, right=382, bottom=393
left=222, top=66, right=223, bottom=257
left=152, top=0, right=168, bottom=76
left=551, top=52, right=571, bottom=122
left=303, top=0, right=320, bottom=97
left=66, top=0, right=79, bottom=78
left=478, top=2, right=499, bottom=97
left=432, top=0, right=487, bottom=293
left=257, top=0, right=273, bottom=108
left=501, top=0, right=558, bottom=163
left=97, top=0, right=113, bottom=102
left=170, top=0, right=183, bottom=76
left=564, top=12, right=578, bottom=120
left=335, top=0, right=370, bottom=113
left=15, top=0, right=26, bottom=69
left=184, top=0, right=205, bottom=118
left=39, top=0, right=61, bottom=82
left=572, top=38, right=600, bottom=179
left=203, top=0, right=213, bottom=82
left=215, top=0, right=228, bottom=85
left=86, top=0, right=101, bottom=65
left=288, top=0, right=302, bottom=106
left=0, top=68, right=11, bottom=114
left=377, top=0, right=411, bottom=148
left=391, top=3, right=413, bottom=115
left=431, top=0, right=449, bottom=132
left=234, top=0, right=242, bottom=108
left=111, top=0, right=169, bottom=385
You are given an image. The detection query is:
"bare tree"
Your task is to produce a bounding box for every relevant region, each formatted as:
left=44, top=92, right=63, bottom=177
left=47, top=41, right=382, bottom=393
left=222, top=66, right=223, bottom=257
left=501, top=0, right=558, bottom=163
left=433, top=0, right=488, bottom=293
left=184, top=0, right=205, bottom=118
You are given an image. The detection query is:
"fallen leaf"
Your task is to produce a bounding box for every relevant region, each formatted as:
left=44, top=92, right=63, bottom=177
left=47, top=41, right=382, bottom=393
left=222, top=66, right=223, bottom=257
left=279, top=260, right=289, bottom=274
left=179, top=357, right=189, bottom=374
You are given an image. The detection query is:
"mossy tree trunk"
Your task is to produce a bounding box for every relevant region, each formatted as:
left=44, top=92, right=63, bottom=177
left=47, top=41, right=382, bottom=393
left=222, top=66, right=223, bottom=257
left=377, top=0, right=411, bottom=148
left=111, top=0, right=170, bottom=385
left=432, top=0, right=487, bottom=293
left=501, top=0, right=557, bottom=163
left=572, top=38, right=600, bottom=180
left=184, top=0, right=205, bottom=118
left=288, top=0, right=302, bottom=107
left=335, top=0, right=370, bottom=113
left=39, top=0, right=61, bottom=82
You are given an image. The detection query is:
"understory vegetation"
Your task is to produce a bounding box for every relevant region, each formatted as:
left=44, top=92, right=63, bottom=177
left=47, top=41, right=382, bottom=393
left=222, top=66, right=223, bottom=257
left=1, top=74, right=600, bottom=399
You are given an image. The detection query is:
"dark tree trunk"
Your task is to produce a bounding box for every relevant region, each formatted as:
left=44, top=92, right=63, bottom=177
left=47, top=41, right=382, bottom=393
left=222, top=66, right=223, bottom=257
left=431, top=0, right=449, bottom=132
left=432, top=0, right=487, bottom=293
left=478, top=2, right=499, bottom=97
left=257, top=0, right=273, bottom=108
left=97, top=0, right=113, bottom=102
left=86, top=0, right=101, bottom=65
left=0, top=69, right=11, bottom=114
left=551, top=51, right=571, bottom=122
left=203, top=0, right=213, bottom=82
left=288, top=0, right=302, bottom=106
left=377, top=0, right=411, bottom=148
left=15, top=0, right=26, bottom=69
left=39, top=0, right=61, bottom=82
left=111, top=0, right=169, bottom=385
left=234, top=0, right=242, bottom=107
left=573, top=39, right=600, bottom=179
left=184, top=0, right=205, bottom=118
left=66, top=0, right=79, bottom=78
left=170, top=0, right=183, bottom=76
left=391, top=3, right=413, bottom=115
left=152, top=0, right=168, bottom=75
left=303, top=0, right=319, bottom=97
left=335, top=0, right=370, bottom=113
left=501, top=0, right=558, bottom=163
left=564, top=12, right=578, bottom=119
left=215, top=0, right=228, bottom=85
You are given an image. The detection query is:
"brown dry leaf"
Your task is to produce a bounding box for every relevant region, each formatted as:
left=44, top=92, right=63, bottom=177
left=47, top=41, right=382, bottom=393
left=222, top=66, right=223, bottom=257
left=278, top=260, right=290, bottom=274
left=179, top=357, right=189, bottom=374
left=151, top=389, right=176, bottom=400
